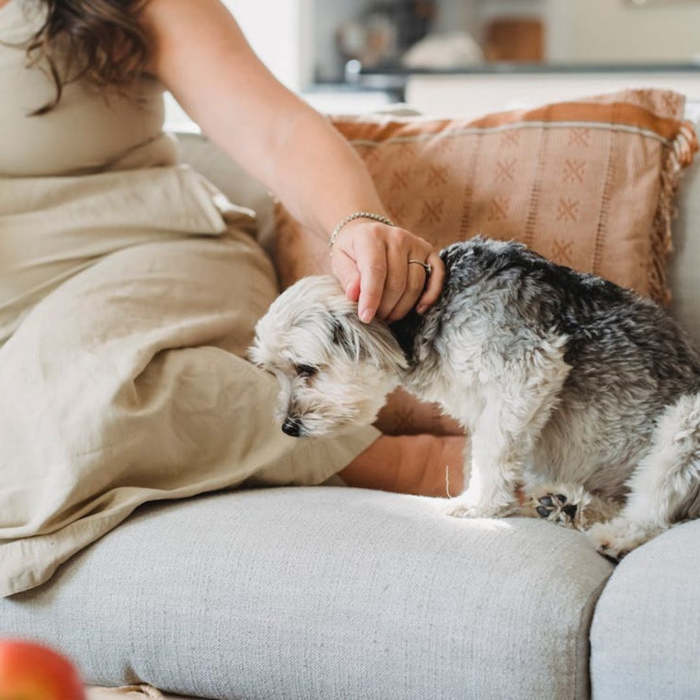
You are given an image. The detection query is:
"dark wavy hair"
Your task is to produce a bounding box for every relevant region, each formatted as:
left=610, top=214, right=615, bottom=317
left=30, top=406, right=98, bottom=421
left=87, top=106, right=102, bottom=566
left=26, top=0, right=150, bottom=115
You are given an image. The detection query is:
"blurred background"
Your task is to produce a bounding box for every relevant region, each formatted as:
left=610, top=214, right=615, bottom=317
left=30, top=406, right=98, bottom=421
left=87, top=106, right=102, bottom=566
left=167, top=0, right=700, bottom=128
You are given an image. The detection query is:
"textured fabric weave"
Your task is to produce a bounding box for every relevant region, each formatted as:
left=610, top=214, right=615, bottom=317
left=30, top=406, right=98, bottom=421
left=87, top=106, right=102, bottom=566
left=590, top=520, right=700, bottom=699
left=1, top=487, right=613, bottom=699
left=0, top=229, right=379, bottom=597
left=668, top=116, right=700, bottom=349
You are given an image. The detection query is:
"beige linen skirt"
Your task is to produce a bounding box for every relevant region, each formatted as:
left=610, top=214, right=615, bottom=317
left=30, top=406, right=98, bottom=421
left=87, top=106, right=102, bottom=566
left=0, top=165, right=379, bottom=596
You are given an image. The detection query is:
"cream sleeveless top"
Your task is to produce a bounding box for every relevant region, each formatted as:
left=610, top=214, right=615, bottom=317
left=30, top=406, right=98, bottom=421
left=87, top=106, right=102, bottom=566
left=0, top=0, right=255, bottom=343
left=0, top=0, right=178, bottom=176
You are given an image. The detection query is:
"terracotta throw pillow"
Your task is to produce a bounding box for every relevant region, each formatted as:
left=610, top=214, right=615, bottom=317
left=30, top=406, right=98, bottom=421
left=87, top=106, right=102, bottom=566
left=274, top=89, right=698, bottom=435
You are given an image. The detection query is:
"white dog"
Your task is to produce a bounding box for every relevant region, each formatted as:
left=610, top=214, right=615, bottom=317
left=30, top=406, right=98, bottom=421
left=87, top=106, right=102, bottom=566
left=250, top=238, right=700, bottom=561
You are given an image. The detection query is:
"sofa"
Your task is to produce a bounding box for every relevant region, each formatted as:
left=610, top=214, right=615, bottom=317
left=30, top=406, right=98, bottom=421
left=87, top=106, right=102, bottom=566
left=2, top=108, right=699, bottom=699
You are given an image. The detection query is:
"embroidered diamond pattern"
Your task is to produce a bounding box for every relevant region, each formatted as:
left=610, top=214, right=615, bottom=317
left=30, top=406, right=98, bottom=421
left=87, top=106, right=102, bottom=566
left=390, top=168, right=411, bottom=192
left=426, top=164, right=449, bottom=187
left=563, top=159, right=586, bottom=184
left=419, top=200, right=444, bottom=225
left=487, top=196, right=509, bottom=221
left=568, top=128, right=590, bottom=147
left=495, top=158, right=517, bottom=182
left=557, top=198, right=579, bottom=222
left=551, top=239, right=574, bottom=265
left=500, top=129, right=520, bottom=147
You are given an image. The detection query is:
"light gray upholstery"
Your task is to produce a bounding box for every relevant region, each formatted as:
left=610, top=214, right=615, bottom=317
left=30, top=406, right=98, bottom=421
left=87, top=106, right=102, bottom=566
left=1, top=487, right=612, bottom=699
left=589, top=520, right=700, bottom=700
left=175, top=133, right=276, bottom=256
left=668, top=113, right=700, bottom=349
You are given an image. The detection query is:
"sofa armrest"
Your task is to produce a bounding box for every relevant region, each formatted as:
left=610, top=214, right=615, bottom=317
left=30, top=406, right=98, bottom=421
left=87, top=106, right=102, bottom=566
left=590, top=519, right=700, bottom=699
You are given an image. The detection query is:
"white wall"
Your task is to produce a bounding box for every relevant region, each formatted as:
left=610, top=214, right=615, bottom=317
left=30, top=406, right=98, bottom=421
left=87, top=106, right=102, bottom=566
left=165, top=0, right=313, bottom=130
left=546, top=0, right=700, bottom=63
left=406, top=72, right=700, bottom=119
left=432, top=0, right=478, bottom=35
left=221, top=0, right=314, bottom=91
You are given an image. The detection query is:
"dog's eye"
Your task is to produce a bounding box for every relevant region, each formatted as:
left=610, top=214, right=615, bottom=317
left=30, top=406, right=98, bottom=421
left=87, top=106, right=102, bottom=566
left=295, top=364, right=318, bottom=378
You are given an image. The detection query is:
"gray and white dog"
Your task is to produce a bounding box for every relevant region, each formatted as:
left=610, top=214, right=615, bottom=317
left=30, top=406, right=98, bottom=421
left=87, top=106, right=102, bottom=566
left=250, top=237, right=700, bottom=561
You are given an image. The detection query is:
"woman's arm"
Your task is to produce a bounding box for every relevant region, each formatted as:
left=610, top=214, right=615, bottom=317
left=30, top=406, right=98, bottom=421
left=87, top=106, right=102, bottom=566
left=140, top=0, right=444, bottom=322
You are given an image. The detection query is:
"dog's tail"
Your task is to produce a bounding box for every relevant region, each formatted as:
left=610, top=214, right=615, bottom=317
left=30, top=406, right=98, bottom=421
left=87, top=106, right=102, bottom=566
left=626, top=393, right=700, bottom=525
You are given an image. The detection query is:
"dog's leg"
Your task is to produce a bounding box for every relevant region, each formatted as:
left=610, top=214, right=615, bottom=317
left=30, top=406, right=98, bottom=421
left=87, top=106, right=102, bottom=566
left=446, top=350, right=570, bottom=519
left=520, top=483, right=620, bottom=531
left=588, top=394, right=700, bottom=562
left=445, top=404, right=525, bottom=518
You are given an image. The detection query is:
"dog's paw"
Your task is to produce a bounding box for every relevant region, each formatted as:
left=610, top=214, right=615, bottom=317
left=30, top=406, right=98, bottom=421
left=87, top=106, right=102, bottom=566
left=520, top=483, right=620, bottom=531
left=587, top=518, right=663, bottom=564
left=524, top=489, right=580, bottom=529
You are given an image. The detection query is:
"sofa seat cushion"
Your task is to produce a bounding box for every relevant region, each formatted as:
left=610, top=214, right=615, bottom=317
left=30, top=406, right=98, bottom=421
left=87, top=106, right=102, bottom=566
left=590, top=519, right=700, bottom=699
left=1, top=487, right=612, bottom=699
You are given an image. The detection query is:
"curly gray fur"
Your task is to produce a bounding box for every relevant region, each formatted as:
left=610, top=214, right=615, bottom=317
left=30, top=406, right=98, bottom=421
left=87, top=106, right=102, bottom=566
left=251, top=236, right=700, bottom=561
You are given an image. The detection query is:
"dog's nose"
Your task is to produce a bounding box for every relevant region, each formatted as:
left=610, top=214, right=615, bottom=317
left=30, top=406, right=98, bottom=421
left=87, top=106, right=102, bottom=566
left=282, top=417, right=301, bottom=437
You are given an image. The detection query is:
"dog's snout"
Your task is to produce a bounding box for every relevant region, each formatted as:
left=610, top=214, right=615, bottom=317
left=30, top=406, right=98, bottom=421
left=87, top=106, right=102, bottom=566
left=282, top=417, right=301, bottom=437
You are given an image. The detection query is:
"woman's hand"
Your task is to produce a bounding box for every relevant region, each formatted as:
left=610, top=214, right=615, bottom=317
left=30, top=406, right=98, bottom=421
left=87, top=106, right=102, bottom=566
left=140, top=0, right=443, bottom=323
left=330, top=220, right=445, bottom=323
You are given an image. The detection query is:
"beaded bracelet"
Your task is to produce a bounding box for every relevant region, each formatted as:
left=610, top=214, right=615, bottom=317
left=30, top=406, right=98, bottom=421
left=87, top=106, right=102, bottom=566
left=328, top=211, right=395, bottom=248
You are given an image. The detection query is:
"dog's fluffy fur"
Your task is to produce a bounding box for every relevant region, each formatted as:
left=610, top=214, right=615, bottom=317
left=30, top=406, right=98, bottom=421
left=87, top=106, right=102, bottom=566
left=250, top=237, right=700, bottom=561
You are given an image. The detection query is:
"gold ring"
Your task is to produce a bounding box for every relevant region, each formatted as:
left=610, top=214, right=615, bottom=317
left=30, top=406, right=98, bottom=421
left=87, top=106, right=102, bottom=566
left=408, top=259, right=432, bottom=275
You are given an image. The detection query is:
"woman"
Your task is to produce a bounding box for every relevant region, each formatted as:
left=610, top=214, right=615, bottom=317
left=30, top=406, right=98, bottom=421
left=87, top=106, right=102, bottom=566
left=0, top=0, right=463, bottom=596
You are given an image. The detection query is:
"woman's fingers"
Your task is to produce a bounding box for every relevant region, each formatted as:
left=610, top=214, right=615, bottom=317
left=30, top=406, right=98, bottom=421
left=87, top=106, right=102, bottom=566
left=387, top=255, right=429, bottom=322
left=352, top=231, right=387, bottom=323
left=376, top=231, right=409, bottom=319
left=331, top=222, right=444, bottom=323
left=416, top=251, right=445, bottom=314
left=330, top=247, right=361, bottom=301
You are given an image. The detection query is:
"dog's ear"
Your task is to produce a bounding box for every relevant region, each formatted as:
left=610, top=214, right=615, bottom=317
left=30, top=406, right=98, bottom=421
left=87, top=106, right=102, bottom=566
left=330, top=313, right=407, bottom=369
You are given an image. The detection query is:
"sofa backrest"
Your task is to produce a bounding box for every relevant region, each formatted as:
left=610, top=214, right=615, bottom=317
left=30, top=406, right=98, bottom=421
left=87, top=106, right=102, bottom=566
left=668, top=114, right=700, bottom=348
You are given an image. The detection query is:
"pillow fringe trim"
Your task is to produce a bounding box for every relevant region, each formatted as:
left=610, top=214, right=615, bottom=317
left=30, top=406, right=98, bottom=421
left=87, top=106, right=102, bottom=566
left=651, top=121, right=698, bottom=305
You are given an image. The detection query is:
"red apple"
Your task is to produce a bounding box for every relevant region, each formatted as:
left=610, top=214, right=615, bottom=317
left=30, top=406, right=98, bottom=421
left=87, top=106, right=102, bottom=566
left=0, top=639, right=85, bottom=700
